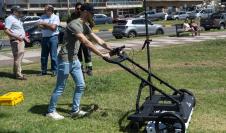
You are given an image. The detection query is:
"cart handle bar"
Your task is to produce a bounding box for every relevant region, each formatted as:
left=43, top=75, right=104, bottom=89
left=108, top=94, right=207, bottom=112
left=103, top=45, right=126, bottom=64
left=110, top=45, right=125, bottom=56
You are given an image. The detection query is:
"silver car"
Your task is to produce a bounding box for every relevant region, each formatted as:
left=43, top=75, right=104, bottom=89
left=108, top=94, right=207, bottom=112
left=173, top=11, right=189, bottom=20
left=196, top=9, right=214, bottom=19
left=112, top=18, right=164, bottom=39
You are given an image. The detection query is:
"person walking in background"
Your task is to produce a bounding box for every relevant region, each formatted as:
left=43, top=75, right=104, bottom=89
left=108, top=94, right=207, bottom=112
left=68, top=2, right=95, bottom=76
left=190, top=19, right=200, bottom=36
left=4, top=6, right=30, bottom=80
left=67, top=2, right=82, bottom=23
left=46, top=3, right=112, bottom=120
left=38, top=5, right=60, bottom=76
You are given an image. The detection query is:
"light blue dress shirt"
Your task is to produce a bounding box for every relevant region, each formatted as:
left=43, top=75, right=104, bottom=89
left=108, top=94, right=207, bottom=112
left=5, top=15, right=25, bottom=39
left=40, top=14, right=60, bottom=37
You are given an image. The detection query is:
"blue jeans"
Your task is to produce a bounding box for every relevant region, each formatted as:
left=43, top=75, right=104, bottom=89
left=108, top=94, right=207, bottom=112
left=48, top=58, right=85, bottom=113
left=41, top=35, right=58, bottom=73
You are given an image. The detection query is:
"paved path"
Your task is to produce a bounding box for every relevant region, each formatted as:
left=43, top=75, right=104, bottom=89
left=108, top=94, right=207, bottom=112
left=1, top=31, right=226, bottom=67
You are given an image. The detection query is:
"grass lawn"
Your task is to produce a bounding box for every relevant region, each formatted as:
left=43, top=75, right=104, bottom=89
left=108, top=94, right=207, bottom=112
left=154, top=19, right=184, bottom=26
left=0, top=30, right=7, bottom=39
left=1, top=39, right=226, bottom=132
left=93, top=24, right=113, bottom=31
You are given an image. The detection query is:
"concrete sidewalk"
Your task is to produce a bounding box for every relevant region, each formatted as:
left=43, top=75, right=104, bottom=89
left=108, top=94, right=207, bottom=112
left=1, top=31, right=226, bottom=67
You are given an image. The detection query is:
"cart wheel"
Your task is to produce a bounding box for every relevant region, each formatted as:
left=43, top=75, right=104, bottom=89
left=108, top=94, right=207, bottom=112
left=155, top=112, right=185, bottom=133
left=173, top=89, right=196, bottom=107
left=129, top=121, right=144, bottom=131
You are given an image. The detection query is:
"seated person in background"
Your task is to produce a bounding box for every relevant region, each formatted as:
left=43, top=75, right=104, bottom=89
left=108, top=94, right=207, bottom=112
left=183, top=19, right=195, bottom=36
left=190, top=19, right=200, bottom=36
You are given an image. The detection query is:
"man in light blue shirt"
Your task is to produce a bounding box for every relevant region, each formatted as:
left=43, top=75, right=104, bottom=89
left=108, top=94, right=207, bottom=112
left=4, top=6, right=30, bottom=80
left=38, top=5, right=60, bottom=76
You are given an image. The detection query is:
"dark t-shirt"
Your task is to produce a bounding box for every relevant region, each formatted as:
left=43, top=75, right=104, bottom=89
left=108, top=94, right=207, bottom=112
left=67, top=12, right=80, bottom=24
left=58, top=18, right=92, bottom=62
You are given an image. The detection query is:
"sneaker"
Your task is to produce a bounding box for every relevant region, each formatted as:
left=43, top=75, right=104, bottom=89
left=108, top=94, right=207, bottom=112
left=51, top=71, right=56, bottom=77
left=71, top=109, right=88, bottom=117
left=86, top=66, right=93, bottom=76
left=38, top=72, right=47, bottom=76
left=16, top=76, right=27, bottom=80
left=46, top=111, right=64, bottom=120
left=81, top=65, right=86, bottom=73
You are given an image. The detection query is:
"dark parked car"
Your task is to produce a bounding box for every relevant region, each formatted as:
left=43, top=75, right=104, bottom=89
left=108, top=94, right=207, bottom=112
left=24, top=25, right=65, bottom=47
left=200, top=12, right=226, bottom=31
left=22, top=16, right=40, bottom=24
left=165, top=12, right=174, bottom=20
left=22, top=16, right=41, bottom=29
left=0, top=21, right=5, bottom=30
left=93, top=14, right=112, bottom=25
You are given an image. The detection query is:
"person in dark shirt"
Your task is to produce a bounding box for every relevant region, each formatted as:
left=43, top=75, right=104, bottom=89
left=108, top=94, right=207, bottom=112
left=67, top=2, right=82, bottom=23
left=68, top=2, right=95, bottom=76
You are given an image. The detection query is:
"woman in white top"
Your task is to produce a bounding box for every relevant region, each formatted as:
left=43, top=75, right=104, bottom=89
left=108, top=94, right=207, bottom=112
left=183, top=19, right=195, bottom=36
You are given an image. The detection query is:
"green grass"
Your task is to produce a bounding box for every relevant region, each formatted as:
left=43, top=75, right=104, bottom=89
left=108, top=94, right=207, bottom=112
left=154, top=20, right=184, bottom=26
left=1, top=39, right=226, bottom=132
left=0, top=30, right=7, bottom=39
left=93, top=24, right=113, bottom=31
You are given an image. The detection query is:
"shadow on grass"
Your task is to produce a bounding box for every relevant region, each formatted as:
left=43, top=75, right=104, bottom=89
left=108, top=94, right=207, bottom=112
left=168, top=33, right=190, bottom=37
left=22, top=69, right=40, bottom=75
left=0, top=72, right=14, bottom=79
left=0, top=129, right=19, bottom=133
left=28, top=104, right=49, bottom=116
left=28, top=105, right=70, bottom=115
left=28, top=103, right=99, bottom=117
left=118, top=110, right=146, bottom=133
left=0, top=113, right=11, bottom=118
left=0, top=69, right=42, bottom=79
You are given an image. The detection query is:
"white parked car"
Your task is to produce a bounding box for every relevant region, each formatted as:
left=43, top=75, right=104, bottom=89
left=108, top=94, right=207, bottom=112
left=112, top=18, right=164, bottom=39
left=173, top=11, right=189, bottom=20
left=196, top=9, right=214, bottom=19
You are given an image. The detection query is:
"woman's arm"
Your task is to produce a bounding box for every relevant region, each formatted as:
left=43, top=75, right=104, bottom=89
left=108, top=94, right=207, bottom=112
left=87, top=33, right=112, bottom=51
left=76, top=33, right=110, bottom=58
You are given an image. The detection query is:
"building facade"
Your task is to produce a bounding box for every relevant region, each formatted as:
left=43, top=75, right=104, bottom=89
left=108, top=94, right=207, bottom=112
left=1, top=0, right=204, bottom=18
left=146, top=0, right=203, bottom=12
left=2, top=0, right=143, bottom=17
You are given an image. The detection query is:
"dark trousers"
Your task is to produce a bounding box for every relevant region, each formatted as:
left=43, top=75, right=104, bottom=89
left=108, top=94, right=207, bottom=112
left=41, top=35, right=58, bottom=73
left=78, top=44, right=92, bottom=64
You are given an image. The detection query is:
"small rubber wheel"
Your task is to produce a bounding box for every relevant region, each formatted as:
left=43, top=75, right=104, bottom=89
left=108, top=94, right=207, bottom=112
left=155, top=112, right=186, bottom=133
left=129, top=121, right=143, bottom=131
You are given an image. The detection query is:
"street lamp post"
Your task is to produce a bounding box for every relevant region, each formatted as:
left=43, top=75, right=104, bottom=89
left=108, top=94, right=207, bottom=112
left=142, top=0, right=153, bottom=98
left=67, top=0, right=70, bottom=16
